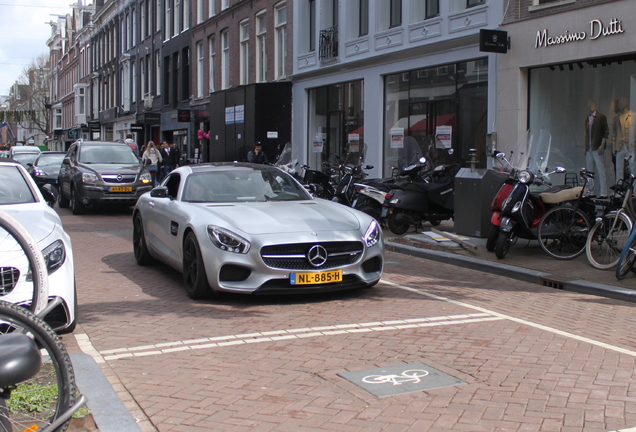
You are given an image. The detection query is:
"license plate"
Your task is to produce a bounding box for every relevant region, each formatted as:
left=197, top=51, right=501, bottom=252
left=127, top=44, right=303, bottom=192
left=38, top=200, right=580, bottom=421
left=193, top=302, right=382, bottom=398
left=381, top=207, right=388, bottom=217
left=290, top=269, right=342, bottom=285
left=108, top=186, right=133, bottom=192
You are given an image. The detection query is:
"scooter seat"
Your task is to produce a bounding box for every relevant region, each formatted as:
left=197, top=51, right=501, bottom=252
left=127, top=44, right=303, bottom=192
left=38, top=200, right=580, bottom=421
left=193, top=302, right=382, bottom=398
left=539, top=186, right=583, bottom=204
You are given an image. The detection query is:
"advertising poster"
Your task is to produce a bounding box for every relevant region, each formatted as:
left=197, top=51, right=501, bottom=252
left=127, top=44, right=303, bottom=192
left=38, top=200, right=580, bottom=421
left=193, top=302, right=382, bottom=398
left=436, top=126, right=452, bottom=149
left=312, top=137, right=324, bottom=153
left=234, top=105, right=245, bottom=123
left=390, top=127, right=404, bottom=148
left=348, top=133, right=360, bottom=153
left=225, top=107, right=235, bottom=125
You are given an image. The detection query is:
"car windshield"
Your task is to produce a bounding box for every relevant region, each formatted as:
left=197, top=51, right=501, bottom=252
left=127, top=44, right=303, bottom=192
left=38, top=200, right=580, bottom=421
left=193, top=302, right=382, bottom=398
left=36, top=153, right=65, bottom=167
left=183, top=167, right=312, bottom=203
left=12, top=153, right=40, bottom=167
left=79, top=145, right=139, bottom=164
left=0, top=165, right=36, bottom=204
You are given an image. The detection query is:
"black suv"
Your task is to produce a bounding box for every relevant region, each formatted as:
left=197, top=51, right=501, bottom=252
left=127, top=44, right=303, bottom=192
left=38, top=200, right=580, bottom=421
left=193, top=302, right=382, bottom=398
left=58, top=140, right=153, bottom=214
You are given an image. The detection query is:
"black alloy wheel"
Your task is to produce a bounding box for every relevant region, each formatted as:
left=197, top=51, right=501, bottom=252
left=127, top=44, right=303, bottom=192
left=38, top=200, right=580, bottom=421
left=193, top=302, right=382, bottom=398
left=133, top=214, right=154, bottom=266
left=183, top=232, right=213, bottom=299
left=70, top=186, right=85, bottom=215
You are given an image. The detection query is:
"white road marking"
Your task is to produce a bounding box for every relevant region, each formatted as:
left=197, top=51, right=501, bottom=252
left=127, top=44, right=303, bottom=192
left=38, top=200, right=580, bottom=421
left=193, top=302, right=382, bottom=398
left=76, top=313, right=502, bottom=361
left=381, top=279, right=636, bottom=358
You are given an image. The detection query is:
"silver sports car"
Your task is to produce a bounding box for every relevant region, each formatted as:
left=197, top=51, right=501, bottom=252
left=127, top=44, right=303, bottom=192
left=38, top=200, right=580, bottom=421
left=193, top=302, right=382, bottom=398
left=133, top=162, right=384, bottom=298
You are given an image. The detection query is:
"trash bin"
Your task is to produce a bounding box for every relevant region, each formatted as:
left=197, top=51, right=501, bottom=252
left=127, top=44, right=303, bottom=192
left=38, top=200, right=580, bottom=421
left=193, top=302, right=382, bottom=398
left=454, top=168, right=509, bottom=238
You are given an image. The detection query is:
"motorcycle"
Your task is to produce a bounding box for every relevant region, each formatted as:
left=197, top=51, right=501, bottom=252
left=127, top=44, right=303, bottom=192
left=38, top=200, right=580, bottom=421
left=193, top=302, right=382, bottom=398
left=333, top=144, right=373, bottom=206
left=382, top=158, right=461, bottom=235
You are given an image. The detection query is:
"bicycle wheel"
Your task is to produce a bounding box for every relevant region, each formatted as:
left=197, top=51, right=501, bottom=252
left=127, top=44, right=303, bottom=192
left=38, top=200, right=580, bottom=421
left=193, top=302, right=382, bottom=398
left=0, top=208, right=48, bottom=314
left=0, top=300, right=76, bottom=432
left=616, top=227, right=636, bottom=280
left=538, top=206, right=592, bottom=260
left=586, top=211, right=633, bottom=269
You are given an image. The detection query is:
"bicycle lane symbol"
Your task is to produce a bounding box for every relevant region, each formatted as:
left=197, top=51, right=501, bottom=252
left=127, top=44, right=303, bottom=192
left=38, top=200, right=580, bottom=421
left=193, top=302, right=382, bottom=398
left=362, top=369, right=429, bottom=386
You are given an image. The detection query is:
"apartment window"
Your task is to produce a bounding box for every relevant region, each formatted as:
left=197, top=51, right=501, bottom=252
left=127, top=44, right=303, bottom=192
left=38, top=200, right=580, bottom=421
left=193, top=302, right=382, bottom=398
left=132, top=8, right=137, bottom=46
left=256, top=13, right=266, bottom=82
left=155, top=50, right=161, bottom=95
left=208, top=0, right=215, bottom=17
left=156, top=0, right=162, bottom=33
left=173, top=52, right=180, bottom=104
left=165, top=0, right=172, bottom=39
left=131, top=61, right=136, bottom=103
left=222, top=0, right=229, bottom=10
left=468, top=0, right=484, bottom=5
left=359, top=0, right=368, bottom=37
left=182, top=48, right=190, bottom=101
left=221, top=29, right=230, bottom=89
left=75, top=85, right=86, bottom=115
left=145, top=56, right=150, bottom=94
left=209, top=36, right=216, bottom=92
left=197, top=0, right=203, bottom=23
left=275, top=3, right=287, bottom=79
left=54, top=107, right=62, bottom=129
left=240, top=20, right=249, bottom=85
left=125, top=13, right=130, bottom=50
left=141, top=2, right=146, bottom=38
left=390, top=0, right=402, bottom=28
left=196, top=42, right=204, bottom=97
left=141, top=57, right=146, bottom=95
left=164, top=56, right=170, bottom=103
left=308, top=0, right=316, bottom=51
left=175, top=0, right=182, bottom=33
left=184, top=0, right=190, bottom=29
left=426, top=0, right=439, bottom=18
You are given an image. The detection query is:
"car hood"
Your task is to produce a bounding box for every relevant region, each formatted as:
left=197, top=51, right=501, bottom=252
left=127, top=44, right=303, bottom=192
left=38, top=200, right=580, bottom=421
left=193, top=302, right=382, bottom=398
left=202, top=200, right=362, bottom=235
left=79, top=163, right=142, bottom=174
left=1, top=204, right=58, bottom=244
left=37, top=166, right=62, bottom=177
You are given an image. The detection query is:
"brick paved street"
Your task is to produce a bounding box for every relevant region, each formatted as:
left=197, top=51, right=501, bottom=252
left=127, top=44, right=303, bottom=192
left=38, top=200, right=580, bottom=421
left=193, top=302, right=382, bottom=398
left=59, top=207, right=636, bottom=432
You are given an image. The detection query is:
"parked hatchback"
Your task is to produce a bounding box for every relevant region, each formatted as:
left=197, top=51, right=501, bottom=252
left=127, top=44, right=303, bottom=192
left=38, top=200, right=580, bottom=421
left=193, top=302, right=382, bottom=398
left=58, top=140, right=153, bottom=214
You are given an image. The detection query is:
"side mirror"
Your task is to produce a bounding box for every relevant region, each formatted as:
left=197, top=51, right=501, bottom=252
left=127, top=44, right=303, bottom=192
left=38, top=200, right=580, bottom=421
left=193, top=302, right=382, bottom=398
left=41, top=184, right=58, bottom=207
left=364, top=165, right=374, bottom=170
left=150, top=186, right=170, bottom=198
left=555, top=166, right=566, bottom=174
left=26, top=163, right=33, bottom=167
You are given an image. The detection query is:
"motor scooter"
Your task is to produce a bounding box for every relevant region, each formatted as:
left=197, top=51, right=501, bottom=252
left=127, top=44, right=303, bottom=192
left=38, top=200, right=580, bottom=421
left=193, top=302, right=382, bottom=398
left=382, top=160, right=460, bottom=235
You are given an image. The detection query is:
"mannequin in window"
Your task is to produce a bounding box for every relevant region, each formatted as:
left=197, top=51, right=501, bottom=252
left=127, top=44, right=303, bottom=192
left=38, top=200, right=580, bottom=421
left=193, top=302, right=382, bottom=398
left=584, top=100, right=608, bottom=198
left=612, top=97, right=636, bottom=184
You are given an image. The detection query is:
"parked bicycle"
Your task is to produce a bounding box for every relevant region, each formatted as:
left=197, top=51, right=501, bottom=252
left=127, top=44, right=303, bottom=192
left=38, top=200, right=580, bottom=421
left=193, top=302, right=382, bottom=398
left=0, top=208, right=86, bottom=431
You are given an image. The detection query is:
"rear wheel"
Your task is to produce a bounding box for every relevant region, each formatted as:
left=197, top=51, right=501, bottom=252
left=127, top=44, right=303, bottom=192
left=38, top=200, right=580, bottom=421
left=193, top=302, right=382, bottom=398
left=183, top=232, right=212, bottom=299
left=538, top=206, right=592, bottom=260
left=495, top=230, right=511, bottom=259
left=616, top=229, right=636, bottom=280
left=486, top=224, right=499, bottom=252
left=58, top=185, right=70, bottom=208
left=586, top=212, right=632, bottom=270
left=387, top=211, right=410, bottom=235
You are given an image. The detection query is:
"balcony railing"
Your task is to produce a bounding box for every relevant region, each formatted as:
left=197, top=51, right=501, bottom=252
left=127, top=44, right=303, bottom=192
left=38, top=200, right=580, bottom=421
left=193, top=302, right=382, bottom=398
left=319, top=25, right=339, bottom=61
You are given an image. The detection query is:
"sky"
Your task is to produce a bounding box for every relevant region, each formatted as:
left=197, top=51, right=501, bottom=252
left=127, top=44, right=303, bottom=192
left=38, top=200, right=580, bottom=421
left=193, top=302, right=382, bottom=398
left=0, top=0, right=75, bottom=96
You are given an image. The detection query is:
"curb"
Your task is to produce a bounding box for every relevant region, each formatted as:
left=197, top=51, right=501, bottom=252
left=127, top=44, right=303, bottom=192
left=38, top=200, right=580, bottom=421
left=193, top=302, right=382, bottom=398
left=386, top=241, right=636, bottom=303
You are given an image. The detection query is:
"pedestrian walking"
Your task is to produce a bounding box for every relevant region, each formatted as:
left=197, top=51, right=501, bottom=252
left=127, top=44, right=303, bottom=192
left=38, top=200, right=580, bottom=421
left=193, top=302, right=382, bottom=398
left=141, top=141, right=163, bottom=186
left=125, top=133, right=139, bottom=156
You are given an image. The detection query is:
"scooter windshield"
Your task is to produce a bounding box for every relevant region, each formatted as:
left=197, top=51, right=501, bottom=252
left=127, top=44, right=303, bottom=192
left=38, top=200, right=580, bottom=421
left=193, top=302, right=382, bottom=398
left=342, top=142, right=367, bottom=167
left=525, top=129, right=552, bottom=174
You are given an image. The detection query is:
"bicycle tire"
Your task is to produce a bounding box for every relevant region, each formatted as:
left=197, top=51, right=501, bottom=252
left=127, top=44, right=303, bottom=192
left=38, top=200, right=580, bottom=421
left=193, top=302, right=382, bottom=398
left=586, top=211, right=633, bottom=270
left=0, top=208, right=48, bottom=314
left=616, top=226, right=636, bottom=280
left=538, top=205, right=592, bottom=260
left=0, top=300, right=76, bottom=432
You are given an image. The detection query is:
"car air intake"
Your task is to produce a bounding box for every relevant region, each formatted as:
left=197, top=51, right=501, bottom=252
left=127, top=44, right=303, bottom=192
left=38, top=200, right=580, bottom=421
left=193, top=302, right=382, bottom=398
left=219, top=264, right=251, bottom=282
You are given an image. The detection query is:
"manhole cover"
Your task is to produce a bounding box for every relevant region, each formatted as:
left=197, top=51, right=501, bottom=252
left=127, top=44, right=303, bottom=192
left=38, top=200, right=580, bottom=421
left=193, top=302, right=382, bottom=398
left=339, top=362, right=465, bottom=397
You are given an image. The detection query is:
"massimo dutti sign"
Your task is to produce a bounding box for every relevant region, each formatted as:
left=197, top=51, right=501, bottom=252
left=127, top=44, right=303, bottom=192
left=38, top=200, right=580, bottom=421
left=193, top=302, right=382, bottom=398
left=535, top=18, right=624, bottom=48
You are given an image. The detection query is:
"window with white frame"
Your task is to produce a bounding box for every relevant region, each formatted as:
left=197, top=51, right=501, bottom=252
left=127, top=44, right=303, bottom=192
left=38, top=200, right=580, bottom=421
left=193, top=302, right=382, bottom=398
left=132, top=8, right=137, bottom=46
left=184, top=0, right=190, bottom=29
left=275, top=3, right=286, bottom=79
left=197, top=0, right=203, bottom=24
left=256, top=13, right=266, bottom=82
left=221, top=29, right=229, bottom=89
left=165, top=0, right=172, bottom=40
left=155, top=50, right=161, bottom=95
left=390, top=0, right=402, bottom=28
left=132, top=61, right=136, bottom=102
left=156, top=0, right=162, bottom=33
left=175, top=0, right=182, bottom=34
left=308, top=0, right=316, bottom=51
left=54, top=106, right=62, bottom=129
left=141, top=2, right=147, bottom=38
left=209, top=35, right=216, bottom=92
left=75, top=85, right=86, bottom=117
left=209, top=0, right=215, bottom=17
left=222, top=0, right=228, bottom=10
left=358, top=0, right=368, bottom=37
left=196, top=41, right=204, bottom=98
left=141, top=57, right=146, bottom=96
left=240, top=20, right=249, bottom=85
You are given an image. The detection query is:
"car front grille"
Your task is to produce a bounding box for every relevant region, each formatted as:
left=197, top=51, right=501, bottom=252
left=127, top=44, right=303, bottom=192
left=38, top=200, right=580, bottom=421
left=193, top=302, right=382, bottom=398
left=102, top=174, right=137, bottom=184
left=0, top=267, right=19, bottom=295
left=261, top=241, right=363, bottom=270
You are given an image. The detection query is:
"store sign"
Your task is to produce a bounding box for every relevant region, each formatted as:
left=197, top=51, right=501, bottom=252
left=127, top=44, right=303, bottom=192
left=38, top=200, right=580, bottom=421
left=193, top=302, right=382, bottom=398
left=536, top=18, right=624, bottom=48
left=178, top=110, right=191, bottom=122
left=480, top=29, right=509, bottom=54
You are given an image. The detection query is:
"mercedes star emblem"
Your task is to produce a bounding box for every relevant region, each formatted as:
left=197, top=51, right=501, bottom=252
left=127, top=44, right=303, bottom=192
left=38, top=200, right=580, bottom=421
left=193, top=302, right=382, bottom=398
left=307, top=245, right=328, bottom=268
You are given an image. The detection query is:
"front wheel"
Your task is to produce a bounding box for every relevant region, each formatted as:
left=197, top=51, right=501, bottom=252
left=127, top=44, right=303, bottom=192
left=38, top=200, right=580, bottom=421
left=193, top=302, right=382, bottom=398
left=616, top=228, right=636, bottom=280
left=495, top=229, right=511, bottom=259
left=538, top=206, right=592, bottom=260
left=387, top=211, right=410, bottom=235
left=486, top=224, right=499, bottom=252
left=586, top=212, right=632, bottom=270
left=58, top=185, right=70, bottom=208
left=183, top=232, right=212, bottom=299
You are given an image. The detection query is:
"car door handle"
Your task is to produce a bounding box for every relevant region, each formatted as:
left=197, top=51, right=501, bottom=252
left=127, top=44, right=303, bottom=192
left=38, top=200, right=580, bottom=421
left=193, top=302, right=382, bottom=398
left=148, top=201, right=155, bottom=208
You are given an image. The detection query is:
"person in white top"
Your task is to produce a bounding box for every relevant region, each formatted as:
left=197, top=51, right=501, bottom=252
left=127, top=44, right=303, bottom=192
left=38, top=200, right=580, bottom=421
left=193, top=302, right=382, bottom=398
left=141, top=141, right=163, bottom=186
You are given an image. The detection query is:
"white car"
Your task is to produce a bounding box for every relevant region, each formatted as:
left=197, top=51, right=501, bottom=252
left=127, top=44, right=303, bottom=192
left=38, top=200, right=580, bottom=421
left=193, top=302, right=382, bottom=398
left=0, top=160, right=76, bottom=332
left=133, top=162, right=384, bottom=299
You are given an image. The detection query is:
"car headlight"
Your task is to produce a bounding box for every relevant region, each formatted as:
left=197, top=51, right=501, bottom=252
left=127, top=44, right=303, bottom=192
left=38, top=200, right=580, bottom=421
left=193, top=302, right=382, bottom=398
left=140, top=172, right=152, bottom=184
left=517, top=170, right=534, bottom=184
left=207, top=226, right=251, bottom=254
left=42, top=239, right=66, bottom=274
left=34, top=168, right=46, bottom=177
left=81, top=172, right=99, bottom=183
left=363, top=219, right=381, bottom=248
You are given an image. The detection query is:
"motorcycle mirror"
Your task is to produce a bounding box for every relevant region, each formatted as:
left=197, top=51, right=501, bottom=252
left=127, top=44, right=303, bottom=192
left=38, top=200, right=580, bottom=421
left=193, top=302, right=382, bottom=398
left=494, top=152, right=505, bottom=159
left=555, top=166, right=566, bottom=174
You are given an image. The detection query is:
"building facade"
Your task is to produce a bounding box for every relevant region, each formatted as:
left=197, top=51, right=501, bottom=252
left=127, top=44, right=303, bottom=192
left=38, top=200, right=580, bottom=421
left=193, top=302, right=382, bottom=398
left=498, top=0, right=635, bottom=193
left=292, top=0, right=504, bottom=178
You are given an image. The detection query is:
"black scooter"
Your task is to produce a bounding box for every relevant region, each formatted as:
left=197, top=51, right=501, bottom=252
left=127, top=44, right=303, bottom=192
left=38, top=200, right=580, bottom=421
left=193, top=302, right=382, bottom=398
left=382, top=159, right=460, bottom=235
